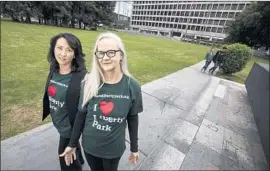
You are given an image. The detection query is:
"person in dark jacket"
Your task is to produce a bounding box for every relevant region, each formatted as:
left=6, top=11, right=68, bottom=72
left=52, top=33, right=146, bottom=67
left=209, top=47, right=227, bottom=74
left=59, top=32, right=143, bottom=171
left=201, top=48, right=214, bottom=72
left=42, top=33, right=87, bottom=171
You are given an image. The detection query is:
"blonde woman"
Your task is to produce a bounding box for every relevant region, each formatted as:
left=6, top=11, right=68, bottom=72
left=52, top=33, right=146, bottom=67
left=60, top=32, right=143, bottom=171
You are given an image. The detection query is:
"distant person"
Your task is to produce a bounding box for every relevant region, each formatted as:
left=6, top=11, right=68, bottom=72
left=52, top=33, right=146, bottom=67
left=209, top=47, right=227, bottom=74
left=201, top=48, right=215, bottom=72
left=59, top=32, right=144, bottom=171
left=42, top=33, right=87, bottom=171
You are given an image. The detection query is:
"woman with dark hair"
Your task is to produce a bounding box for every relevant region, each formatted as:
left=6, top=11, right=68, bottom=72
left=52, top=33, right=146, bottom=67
left=42, top=33, right=87, bottom=171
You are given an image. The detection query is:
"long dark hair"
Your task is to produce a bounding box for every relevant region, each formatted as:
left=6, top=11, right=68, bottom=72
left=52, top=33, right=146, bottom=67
left=47, top=33, right=86, bottom=72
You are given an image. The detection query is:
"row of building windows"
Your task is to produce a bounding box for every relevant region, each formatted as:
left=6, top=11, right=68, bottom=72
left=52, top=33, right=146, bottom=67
left=132, top=17, right=228, bottom=26
left=131, top=21, right=228, bottom=33
left=132, top=11, right=239, bottom=18
left=133, top=3, right=245, bottom=11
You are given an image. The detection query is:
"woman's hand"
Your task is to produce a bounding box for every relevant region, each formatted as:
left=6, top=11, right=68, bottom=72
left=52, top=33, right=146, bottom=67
left=128, top=152, right=139, bottom=164
left=59, top=146, right=76, bottom=166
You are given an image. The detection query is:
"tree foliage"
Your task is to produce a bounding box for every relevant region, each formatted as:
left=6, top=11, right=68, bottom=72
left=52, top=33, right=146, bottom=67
left=225, top=2, right=270, bottom=49
left=1, top=1, right=116, bottom=29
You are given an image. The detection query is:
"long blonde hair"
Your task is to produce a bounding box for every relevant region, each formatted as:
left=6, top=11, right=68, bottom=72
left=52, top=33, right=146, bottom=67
left=81, top=32, right=132, bottom=108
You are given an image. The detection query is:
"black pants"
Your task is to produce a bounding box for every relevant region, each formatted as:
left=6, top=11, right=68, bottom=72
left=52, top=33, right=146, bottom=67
left=84, top=151, right=121, bottom=171
left=209, top=62, right=219, bottom=74
left=202, top=61, right=211, bottom=71
left=58, top=136, right=84, bottom=171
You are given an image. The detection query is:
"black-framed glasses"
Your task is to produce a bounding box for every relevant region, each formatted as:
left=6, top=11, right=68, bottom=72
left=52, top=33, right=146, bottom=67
left=95, top=50, right=122, bottom=59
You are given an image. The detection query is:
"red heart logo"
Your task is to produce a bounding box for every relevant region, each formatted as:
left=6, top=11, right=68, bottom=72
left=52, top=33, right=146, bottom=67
left=48, top=85, right=57, bottom=97
left=100, top=101, right=114, bottom=116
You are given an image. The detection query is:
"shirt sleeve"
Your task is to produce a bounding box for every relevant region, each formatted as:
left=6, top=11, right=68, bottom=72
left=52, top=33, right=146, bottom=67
left=127, top=113, right=139, bottom=152
left=128, top=87, right=143, bottom=116
left=127, top=79, right=143, bottom=152
left=68, top=82, right=88, bottom=147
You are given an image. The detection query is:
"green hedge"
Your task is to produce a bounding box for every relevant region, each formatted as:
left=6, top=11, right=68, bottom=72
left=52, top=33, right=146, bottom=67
left=220, top=43, right=252, bottom=74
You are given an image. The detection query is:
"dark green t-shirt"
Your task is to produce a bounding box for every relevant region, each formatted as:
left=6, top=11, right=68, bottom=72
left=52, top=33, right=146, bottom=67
left=80, top=74, right=143, bottom=159
left=48, top=72, right=72, bottom=138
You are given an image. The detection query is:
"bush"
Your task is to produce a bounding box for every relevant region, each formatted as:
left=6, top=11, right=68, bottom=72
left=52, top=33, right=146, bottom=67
left=220, top=43, right=252, bottom=74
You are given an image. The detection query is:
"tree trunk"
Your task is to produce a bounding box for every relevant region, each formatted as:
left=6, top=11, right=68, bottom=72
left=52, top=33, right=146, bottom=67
left=79, top=21, right=82, bottom=29
left=20, top=16, right=24, bottom=22
left=26, top=14, right=31, bottom=23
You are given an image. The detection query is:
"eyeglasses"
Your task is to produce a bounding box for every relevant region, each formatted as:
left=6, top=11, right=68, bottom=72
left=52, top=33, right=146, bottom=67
left=95, top=50, right=122, bottom=59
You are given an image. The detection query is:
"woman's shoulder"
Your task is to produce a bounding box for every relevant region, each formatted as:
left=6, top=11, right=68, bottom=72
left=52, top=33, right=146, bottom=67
left=125, top=75, right=141, bottom=92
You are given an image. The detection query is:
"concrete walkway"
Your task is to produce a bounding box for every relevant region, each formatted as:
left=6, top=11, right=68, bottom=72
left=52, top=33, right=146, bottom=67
left=1, top=61, right=268, bottom=170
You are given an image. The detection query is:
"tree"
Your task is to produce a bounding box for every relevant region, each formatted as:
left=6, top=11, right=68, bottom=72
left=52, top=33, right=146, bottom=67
left=1, top=1, right=116, bottom=29
left=225, top=2, right=270, bottom=49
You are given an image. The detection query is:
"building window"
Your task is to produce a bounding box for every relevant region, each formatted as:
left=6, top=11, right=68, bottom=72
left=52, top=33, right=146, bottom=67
left=194, top=12, right=199, bottom=17
left=211, top=27, right=217, bottom=32
left=225, top=4, right=231, bottom=10
left=216, top=12, right=222, bottom=18
left=202, top=4, right=207, bottom=10
left=238, top=4, right=245, bottom=10
left=212, top=4, right=218, bottom=10
left=222, top=12, right=228, bottom=18
left=208, top=19, right=213, bottom=25
left=182, top=25, right=186, bottom=29
left=217, top=28, right=223, bottom=33
left=210, top=12, right=215, bottom=17
left=181, top=11, right=185, bottom=16
left=178, top=24, right=181, bottom=29
left=196, top=4, right=201, bottom=9
left=231, top=4, right=237, bottom=10
left=213, top=20, right=219, bottom=25
left=174, top=24, right=177, bottom=28
left=219, top=20, right=225, bottom=26
left=178, top=4, right=182, bottom=9
left=206, top=27, right=211, bottom=32
left=175, top=18, right=179, bottom=22
left=228, top=12, right=235, bottom=18
left=218, top=4, right=224, bottom=10
left=196, top=26, right=200, bottom=31
left=199, top=12, right=204, bottom=17
left=183, top=18, right=187, bottom=23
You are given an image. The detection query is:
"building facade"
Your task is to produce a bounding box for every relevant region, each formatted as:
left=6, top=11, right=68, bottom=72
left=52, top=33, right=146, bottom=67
left=130, top=1, right=252, bottom=42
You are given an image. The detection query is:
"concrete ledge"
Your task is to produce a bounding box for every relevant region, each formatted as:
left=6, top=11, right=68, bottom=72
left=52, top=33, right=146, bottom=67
left=245, top=62, right=269, bottom=167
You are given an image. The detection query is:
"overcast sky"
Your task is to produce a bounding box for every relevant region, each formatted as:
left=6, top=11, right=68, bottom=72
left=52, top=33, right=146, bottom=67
left=114, top=1, right=133, bottom=17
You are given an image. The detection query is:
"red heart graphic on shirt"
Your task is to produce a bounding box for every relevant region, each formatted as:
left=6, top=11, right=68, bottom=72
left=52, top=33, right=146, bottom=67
left=99, top=101, right=114, bottom=116
left=48, top=85, right=57, bottom=97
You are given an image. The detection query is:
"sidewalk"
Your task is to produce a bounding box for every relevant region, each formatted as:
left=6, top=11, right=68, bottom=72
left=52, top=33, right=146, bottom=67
left=1, top=61, right=268, bottom=170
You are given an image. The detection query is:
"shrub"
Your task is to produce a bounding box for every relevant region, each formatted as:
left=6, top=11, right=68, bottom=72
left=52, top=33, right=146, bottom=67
left=220, top=43, right=252, bottom=74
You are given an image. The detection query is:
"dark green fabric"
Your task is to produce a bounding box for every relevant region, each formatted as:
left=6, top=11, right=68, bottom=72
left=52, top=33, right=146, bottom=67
left=80, top=74, right=143, bottom=159
left=48, top=72, right=72, bottom=138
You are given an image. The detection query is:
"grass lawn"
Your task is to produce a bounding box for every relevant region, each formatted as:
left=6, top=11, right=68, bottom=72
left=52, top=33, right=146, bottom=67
left=1, top=20, right=209, bottom=140
left=216, top=56, right=269, bottom=84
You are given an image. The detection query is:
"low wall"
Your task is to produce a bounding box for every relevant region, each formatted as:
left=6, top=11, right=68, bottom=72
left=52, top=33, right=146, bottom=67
left=245, top=62, right=269, bottom=167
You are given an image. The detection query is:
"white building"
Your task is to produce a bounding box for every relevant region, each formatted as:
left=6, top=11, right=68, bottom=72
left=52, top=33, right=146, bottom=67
left=130, top=1, right=252, bottom=42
